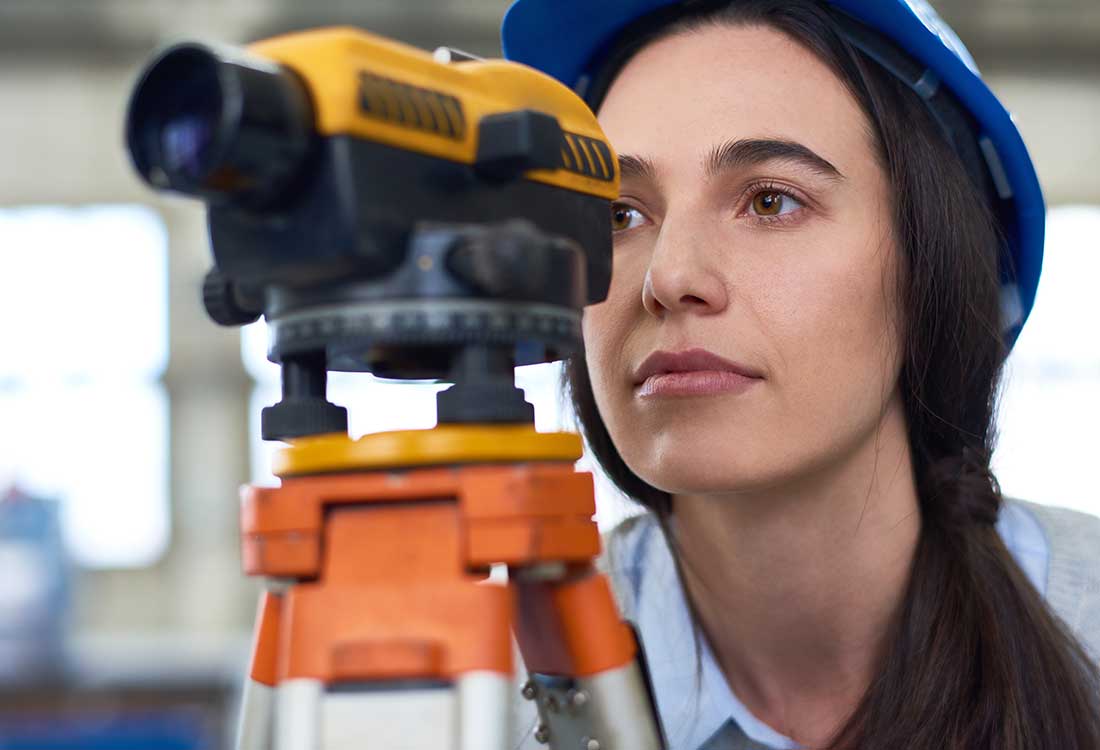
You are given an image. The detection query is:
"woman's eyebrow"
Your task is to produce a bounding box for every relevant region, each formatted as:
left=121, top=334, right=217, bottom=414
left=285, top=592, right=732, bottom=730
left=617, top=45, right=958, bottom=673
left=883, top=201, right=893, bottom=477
left=705, top=138, right=845, bottom=181
left=618, top=153, right=659, bottom=183
left=616, top=138, right=845, bottom=186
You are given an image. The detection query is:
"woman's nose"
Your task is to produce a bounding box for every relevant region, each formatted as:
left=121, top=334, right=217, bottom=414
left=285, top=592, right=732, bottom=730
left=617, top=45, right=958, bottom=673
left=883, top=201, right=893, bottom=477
left=640, top=222, right=729, bottom=318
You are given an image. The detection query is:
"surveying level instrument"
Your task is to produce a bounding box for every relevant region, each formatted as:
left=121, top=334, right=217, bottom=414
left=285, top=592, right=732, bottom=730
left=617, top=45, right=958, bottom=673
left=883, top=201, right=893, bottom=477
left=125, top=26, right=667, bottom=750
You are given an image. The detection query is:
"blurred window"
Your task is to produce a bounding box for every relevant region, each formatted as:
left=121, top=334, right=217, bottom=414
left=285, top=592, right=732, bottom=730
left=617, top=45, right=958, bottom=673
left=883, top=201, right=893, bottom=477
left=0, top=206, right=169, bottom=568
left=994, top=205, right=1100, bottom=517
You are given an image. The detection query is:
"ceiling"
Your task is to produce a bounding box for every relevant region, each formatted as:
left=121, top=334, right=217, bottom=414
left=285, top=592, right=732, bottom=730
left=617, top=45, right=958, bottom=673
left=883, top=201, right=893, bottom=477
left=0, top=0, right=1097, bottom=72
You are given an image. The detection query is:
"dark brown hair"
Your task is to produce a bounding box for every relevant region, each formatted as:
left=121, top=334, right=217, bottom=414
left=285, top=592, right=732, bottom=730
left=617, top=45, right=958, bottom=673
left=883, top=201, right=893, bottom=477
left=564, top=1, right=1100, bottom=747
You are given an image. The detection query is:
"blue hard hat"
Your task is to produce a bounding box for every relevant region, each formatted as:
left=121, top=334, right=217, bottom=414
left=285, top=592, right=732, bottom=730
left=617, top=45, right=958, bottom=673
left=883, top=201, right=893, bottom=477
left=501, top=0, right=1044, bottom=348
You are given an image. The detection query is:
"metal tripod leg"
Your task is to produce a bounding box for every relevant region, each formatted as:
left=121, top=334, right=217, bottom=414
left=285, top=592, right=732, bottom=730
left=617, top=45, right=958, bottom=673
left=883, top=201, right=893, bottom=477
left=315, top=672, right=511, bottom=750
left=456, top=670, right=512, bottom=748
left=275, top=679, right=323, bottom=750
left=238, top=590, right=282, bottom=750
left=513, top=570, right=666, bottom=749
left=237, top=677, right=275, bottom=750
left=322, top=682, right=452, bottom=750
left=240, top=666, right=512, bottom=750
left=522, top=662, right=663, bottom=749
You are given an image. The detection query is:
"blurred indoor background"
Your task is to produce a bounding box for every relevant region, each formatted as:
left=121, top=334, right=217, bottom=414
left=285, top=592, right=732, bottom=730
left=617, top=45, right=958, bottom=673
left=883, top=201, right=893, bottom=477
left=0, top=0, right=1097, bottom=747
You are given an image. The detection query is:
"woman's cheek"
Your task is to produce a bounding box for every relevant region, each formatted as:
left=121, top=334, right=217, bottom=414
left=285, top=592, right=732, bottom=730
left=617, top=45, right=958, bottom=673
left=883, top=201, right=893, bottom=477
left=581, top=302, right=622, bottom=404
left=773, top=248, right=901, bottom=439
left=583, top=251, right=645, bottom=352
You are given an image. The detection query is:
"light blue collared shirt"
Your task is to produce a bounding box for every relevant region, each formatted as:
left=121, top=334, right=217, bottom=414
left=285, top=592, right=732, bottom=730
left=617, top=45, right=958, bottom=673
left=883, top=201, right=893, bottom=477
left=617, top=500, right=1050, bottom=750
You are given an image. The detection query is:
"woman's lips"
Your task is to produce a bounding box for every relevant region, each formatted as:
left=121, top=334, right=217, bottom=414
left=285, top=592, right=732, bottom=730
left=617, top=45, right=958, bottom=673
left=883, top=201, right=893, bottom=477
left=635, top=369, right=762, bottom=398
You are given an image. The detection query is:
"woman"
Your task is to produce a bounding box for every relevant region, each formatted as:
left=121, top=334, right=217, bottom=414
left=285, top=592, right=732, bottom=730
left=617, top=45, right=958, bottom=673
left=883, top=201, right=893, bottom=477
left=502, top=1, right=1100, bottom=749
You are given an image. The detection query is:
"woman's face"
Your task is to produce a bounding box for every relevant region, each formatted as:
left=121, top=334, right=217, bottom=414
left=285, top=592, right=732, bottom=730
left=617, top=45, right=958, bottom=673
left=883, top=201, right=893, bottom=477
left=586, top=22, right=904, bottom=495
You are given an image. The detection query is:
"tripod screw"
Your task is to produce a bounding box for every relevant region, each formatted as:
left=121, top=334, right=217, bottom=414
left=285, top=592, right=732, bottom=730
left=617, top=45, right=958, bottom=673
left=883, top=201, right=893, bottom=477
left=534, top=724, right=551, bottom=744
left=584, top=740, right=601, bottom=750
left=521, top=680, right=537, bottom=700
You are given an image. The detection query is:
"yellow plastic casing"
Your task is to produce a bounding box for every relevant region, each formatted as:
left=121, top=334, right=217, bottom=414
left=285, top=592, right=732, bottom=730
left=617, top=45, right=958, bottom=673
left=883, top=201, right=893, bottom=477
left=273, top=424, right=583, bottom=476
left=248, top=27, right=619, bottom=201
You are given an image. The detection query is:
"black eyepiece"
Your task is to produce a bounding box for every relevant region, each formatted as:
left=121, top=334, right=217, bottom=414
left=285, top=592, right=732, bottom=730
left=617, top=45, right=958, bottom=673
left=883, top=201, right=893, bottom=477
left=125, top=43, right=314, bottom=206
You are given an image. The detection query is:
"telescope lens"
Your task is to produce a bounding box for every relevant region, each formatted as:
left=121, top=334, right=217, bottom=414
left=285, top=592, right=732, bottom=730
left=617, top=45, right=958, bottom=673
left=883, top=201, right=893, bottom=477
left=126, top=45, right=227, bottom=191
left=125, top=42, right=313, bottom=204
left=159, top=70, right=222, bottom=181
left=162, top=113, right=213, bottom=180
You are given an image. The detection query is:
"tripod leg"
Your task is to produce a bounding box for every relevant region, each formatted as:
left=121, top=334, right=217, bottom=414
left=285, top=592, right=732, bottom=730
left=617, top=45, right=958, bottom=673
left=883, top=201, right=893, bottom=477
left=275, top=678, right=323, bottom=750
left=237, top=590, right=281, bottom=750
left=323, top=682, right=453, bottom=749
left=513, top=569, right=666, bottom=749
left=316, top=673, right=511, bottom=750
left=237, top=678, right=275, bottom=750
left=456, top=670, right=512, bottom=750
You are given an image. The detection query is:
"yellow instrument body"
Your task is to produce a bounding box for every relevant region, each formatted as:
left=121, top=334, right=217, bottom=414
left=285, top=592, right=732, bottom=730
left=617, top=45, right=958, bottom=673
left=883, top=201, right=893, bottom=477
left=249, top=28, right=619, bottom=201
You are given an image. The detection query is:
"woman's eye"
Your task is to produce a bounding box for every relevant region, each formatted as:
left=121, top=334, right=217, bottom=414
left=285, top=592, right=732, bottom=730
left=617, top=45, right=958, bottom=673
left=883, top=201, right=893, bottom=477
left=611, top=203, right=646, bottom=232
left=750, top=190, right=803, bottom=218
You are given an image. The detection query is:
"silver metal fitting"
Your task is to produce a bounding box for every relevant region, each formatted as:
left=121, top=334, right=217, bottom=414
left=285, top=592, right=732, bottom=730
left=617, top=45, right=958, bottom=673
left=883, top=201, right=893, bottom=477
left=432, top=46, right=483, bottom=64
left=534, top=724, right=551, bottom=744
left=263, top=577, right=295, bottom=594
left=522, top=680, right=538, bottom=700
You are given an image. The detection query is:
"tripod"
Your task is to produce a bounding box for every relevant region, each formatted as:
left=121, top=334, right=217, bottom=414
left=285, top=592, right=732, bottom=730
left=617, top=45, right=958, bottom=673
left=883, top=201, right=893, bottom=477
left=233, top=420, right=664, bottom=749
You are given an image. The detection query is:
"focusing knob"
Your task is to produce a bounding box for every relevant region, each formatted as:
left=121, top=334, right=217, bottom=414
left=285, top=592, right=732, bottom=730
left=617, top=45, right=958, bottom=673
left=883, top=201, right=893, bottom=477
left=203, top=268, right=262, bottom=327
left=444, top=221, right=583, bottom=301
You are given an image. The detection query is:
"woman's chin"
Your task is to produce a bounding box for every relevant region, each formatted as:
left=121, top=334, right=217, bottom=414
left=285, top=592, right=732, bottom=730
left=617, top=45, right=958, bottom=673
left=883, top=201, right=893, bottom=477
left=626, top=449, right=782, bottom=497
